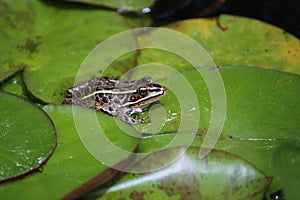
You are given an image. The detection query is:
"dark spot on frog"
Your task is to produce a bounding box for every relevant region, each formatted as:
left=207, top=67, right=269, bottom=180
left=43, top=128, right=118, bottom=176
left=130, top=118, right=136, bottom=124
left=95, top=95, right=101, bottom=102
left=84, top=87, right=92, bottom=94
left=102, top=96, right=109, bottom=103
left=97, top=93, right=104, bottom=98
left=75, top=91, right=82, bottom=99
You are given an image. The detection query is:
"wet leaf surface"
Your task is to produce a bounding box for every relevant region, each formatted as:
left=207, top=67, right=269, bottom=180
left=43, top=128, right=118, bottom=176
left=134, top=66, right=300, bottom=194
left=0, top=105, right=139, bottom=199
left=0, top=92, right=56, bottom=182
left=138, top=15, right=300, bottom=74
left=92, top=147, right=271, bottom=200
left=0, top=0, right=299, bottom=199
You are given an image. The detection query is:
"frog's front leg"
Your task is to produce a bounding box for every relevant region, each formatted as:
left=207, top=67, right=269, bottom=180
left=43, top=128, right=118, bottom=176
left=116, top=107, right=144, bottom=124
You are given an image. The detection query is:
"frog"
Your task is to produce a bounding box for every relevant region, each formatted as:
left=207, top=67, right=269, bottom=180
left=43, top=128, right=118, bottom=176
left=62, top=76, right=167, bottom=124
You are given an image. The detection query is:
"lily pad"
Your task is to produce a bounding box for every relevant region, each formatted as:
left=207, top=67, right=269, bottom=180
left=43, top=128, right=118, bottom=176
left=137, top=15, right=300, bottom=74
left=0, top=105, right=139, bottom=199
left=221, top=67, right=300, bottom=139
left=135, top=66, right=300, bottom=193
left=0, top=91, right=56, bottom=182
left=92, top=147, right=271, bottom=199
left=0, top=0, right=299, bottom=199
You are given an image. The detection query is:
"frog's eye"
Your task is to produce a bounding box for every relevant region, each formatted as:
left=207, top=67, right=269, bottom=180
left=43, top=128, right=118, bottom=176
left=141, top=76, right=152, bottom=84
left=137, top=86, right=148, bottom=95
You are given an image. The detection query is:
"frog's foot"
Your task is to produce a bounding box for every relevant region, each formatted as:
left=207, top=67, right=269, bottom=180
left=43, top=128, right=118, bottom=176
left=116, top=115, right=143, bottom=124
left=116, top=107, right=144, bottom=124
left=140, top=116, right=150, bottom=124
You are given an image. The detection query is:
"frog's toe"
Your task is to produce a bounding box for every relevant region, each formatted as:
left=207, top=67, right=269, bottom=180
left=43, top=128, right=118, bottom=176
left=140, top=116, right=151, bottom=123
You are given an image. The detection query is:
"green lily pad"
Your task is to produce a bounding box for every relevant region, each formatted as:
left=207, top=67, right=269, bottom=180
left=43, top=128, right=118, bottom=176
left=0, top=105, right=139, bottom=199
left=92, top=146, right=271, bottom=199
left=272, top=143, right=300, bottom=199
left=221, top=67, right=300, bottom=139
left=148, top=67, right=300, bottom=140
left=0, top=0, right=28, bottom=82
left=0, top=0, right=299, bottom=198
left=0, top=91, right=56, bottom=182
left=63, top=0, right=154, bottom=10
left=137, top=15, right=300, bottom=75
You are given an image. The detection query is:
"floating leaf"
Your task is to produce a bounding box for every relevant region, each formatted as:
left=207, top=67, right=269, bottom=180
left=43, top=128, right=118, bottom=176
left=0, top=105, right=139, bottom=199
left=0, top=0, right=299, bottom=198
left=221, top=67, right=300, bottom=139
left=0, top=91, right=56, bottom=182
left=92, top=147, right=271, bottom=199
left=137, top=66, right=300, bottom=193
left=137, top=15, right=300, bottom=74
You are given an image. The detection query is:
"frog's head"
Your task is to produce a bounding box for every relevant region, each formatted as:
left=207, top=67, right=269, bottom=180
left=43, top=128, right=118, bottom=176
left=126, top=83, right=167, bottom=107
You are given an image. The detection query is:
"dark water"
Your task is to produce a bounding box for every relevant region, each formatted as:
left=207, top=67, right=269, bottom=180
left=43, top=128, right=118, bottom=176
left=147, top=0, right=300, bottom=38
